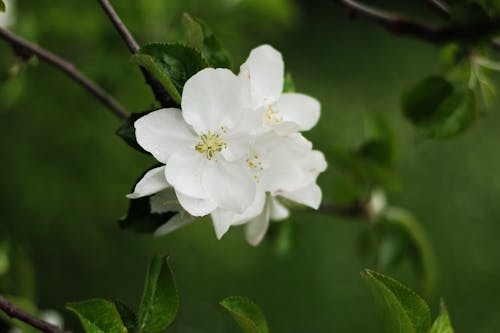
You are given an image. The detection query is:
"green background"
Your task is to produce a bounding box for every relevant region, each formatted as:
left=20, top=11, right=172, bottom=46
left=1, top=0, right=499, bottom=332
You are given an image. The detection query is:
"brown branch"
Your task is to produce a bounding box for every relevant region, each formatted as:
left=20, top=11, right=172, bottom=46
left=338, top=0, right=500, bottom=44
left=97, top=0, right=176, bottom=108
left=0, top=295, right=67, bottom=333
left=0, top=27, right=129, bottom=119
left=424, top=0, right=450, bottom=19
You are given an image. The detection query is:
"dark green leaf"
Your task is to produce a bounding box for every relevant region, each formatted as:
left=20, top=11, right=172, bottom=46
left=116, top=112, right=149, bottom=154
left=182, top=14, right=232, bottom=69
left=67, top=299, right=127, bottom=333
left=283, top=72, right=295, bottom=93
left=439, top=44, right=467, bottom=70
left=131, top=43, right=208, bottom=104
left=0, top=1, right=5, bottom=12
left=362, top=269, right=431, bottom=333
left=119, top=196, right=178, bottom=234
left=220, top=296, right=269, bottom=333
left=138, top=255, right=178, bottom=333
left=430, top=300, right=454, bottom=333
left=112, top=300, right=138, bottom=333
left=402, top=76, right=454, bottom=126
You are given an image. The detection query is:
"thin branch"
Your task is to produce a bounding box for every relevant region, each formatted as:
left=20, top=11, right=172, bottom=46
left=424, top=0, right=450, bottom=19
left=0, top=295, right=67, bottom=333
left=97, top=0, right=176, bottom=108
left=338, top=0, right=500, bottom=44
left=0, top=27, right=129, bottom=119
left=318, top=201, right=368, bottom=219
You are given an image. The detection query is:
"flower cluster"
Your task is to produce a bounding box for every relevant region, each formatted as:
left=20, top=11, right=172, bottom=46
left=128, top=45, right=327, bottom=245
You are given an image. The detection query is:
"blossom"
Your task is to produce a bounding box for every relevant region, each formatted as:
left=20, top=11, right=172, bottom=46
left=134, top=68, right=258, bottom=216
left=239, top=44, right=321, bottom=134
left=0, top=0, right=15, bottom=28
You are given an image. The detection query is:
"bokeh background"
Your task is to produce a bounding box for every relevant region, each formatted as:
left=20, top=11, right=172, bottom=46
left=1, top=0, right=500, bottom=332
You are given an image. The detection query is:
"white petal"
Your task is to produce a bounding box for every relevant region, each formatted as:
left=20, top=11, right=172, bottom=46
left=154, top=213, right=194, bottom=236
left=175, top=190, right=217, bottom=217
left=210, top=209, right=234, bottom=239
left=126, top=166, right=169, bottom=199
left=165, top=150, right=208, bottom=198
left=149, top=188, right=181, bottom=213
left=182, top=68, right=250, bottom=134
left=135, top=108, right=198, bottom=164
left=276, top=93, right=320, bottom=132
left=221, top=131, right=252, bottom=162
left=298, top=150, right=328, bottom=187
left=232, top=188, right=267, bottom=225
left=203, top=160, right=256, bottom=213
left=269, top=197, right=289, bottom=220
left=240, top=44, right=284, bottom=107
left=245, top=200, right=271, bottom=246
left=280, top=183, right=322, bottom=209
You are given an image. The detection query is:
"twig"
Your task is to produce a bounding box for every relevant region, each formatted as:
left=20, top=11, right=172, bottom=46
left=0, top=27, right=129, bottom=119
left=338, top=0, right=500, bottom=44
left=97, top=0, right=176, bottom=108
left=319, top=201, right=368, bottom=219
left=0, top=295, right=67, bottom=333
left=424, top=0, right=450, bottom=19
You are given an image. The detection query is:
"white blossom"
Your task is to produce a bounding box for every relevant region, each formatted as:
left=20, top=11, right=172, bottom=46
left=0, top=0, right=15, bottom=28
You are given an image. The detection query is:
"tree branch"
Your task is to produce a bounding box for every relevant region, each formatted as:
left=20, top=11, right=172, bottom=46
left=0, top=27, right=129, bottom=119
left=97, top=0, right=176, bottom=108
left=424, top=0, right=450, bottom=19
left=338, top=0, right=500, bottom=44
left=318, top=201, right=368, bottom=219
left=0, top=295, right=67, bottom=333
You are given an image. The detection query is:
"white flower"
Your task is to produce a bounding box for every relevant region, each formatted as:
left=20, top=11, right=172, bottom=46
left=134, top=68, right=258, bottom=216
left=239, top=44, right=320, bottom=134
left=0, top=0, right=15, bottom=28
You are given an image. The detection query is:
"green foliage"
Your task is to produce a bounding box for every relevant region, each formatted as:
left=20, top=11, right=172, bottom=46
left=138, top=255, right=179, bottom=333
left=0, top=241, right=36, bottom=300
left=67, top=299, right=128, bottom=333
left=430, top=300, right=454, bottom=333
left=131, top=43, right=208, bottom=104
left=0, top=0, right=5, bottom=13
left=182, top=13, right=232, bottom=69
left=402, top=76, right=477, bottom=139
left=119, top=195, right=178, bottom=234
left=116, top=112, right=149, bottom=154
left=220, top=296, right=269, bottom=333
left=362, top=269, right=431, bottom=333
left=113, top=300, right=138, bottom=333
left=283, top=72, right=295, bottom=93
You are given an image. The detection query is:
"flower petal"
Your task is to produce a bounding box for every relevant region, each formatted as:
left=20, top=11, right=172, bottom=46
left=203, top=160, right=256, bottom=213
left=240, top=44, right=284, bottom=107
left=126, top=166, right=169, bottom=199
left=244, top=200, right=271, bottom=246
left=269, top=197, right=289, bottom=220
left=149, top=188, right=182, bottom=213
left=135, top=108, right=198, bottom=164
left=154, top=214, right=194, bottom=236
left=175, top=189, right=217, bottom=216
left=165, top=150, right=208, bottom=198
left=276, top=93, right=320, bottom=132
left=280, top=183, right=322, bottom=209
left=232, top=187, right=266, bottom=225
left=182, top=68, right=249, bottom=134
left=210, top=209, right=234, bottom=239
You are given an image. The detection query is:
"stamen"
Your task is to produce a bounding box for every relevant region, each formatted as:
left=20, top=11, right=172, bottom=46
left=195, top=131, right=227, bottom=160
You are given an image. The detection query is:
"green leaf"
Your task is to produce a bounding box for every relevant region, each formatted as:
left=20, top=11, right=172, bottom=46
left=67, top=299, right=128, bottom=333
left=0, top=0, right=5, bottom=12
left=362, top=269, right=431, bottom=333
left=402, top=76, right=454, bottom=126
left=182, top=13, right=232, bottom=69
left=116, top=112, right=149, bottom=154
left=112, top=300, right=138, bottom=333
left=138, top=255, right=179, bottom=333
left=283, top=72, right=295, bottom=93
left=220, top=296, right=269, bottom=333
left=131, top=43, right=208, bottom=104
left=430, top=300, right=454, bottom=333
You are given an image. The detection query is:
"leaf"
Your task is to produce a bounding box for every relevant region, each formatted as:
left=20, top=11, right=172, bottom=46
left=67, top=299, right=128, bottom=333
left=131, top=43, right=208, bottom=104
left=138, top=255, right=178, bottom=333
left=116, top=112, right=149, bottom=154
left=119, top=196, right=178, bottom=234
left=182, top=13, right=232, bottom=69
left=112, top=300, right=138, bottom=333
left=362, top=269, right=431, bottom=333
left=220, top=296, right=269, bottom=333
left=402, top=76, right=454, bottom=127
left=430, top=300, right=454, bottom=333
left=283, top=72, right=295, bottom=93
left=0, top=0, right=5, bottom=12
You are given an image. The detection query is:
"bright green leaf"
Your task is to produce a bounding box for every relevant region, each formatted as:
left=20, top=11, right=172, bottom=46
left=430, top=300, right=454, bottom=333
left=283, top=72, right=295, bottom=93
left=182, top=13, right=232, bottom=69
left=138, top=255, right=178, bottom=333
left=67, top=299, right=128, bottom=333
left=220, top=296, right=269, bottom=333
left=131, top=43, right=208, bottom=104
left=112, top=300, right=138, bottom=333
left=362, top=269, right=431, bottom=333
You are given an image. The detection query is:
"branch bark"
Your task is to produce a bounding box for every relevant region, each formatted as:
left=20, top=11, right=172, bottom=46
left=0, top=27, right=129, bottom=119
left=338, top=0, right=500, bottom=44
left=0, top=296, right=67, bottom=333
left=97, top=0, right=176, bottom=108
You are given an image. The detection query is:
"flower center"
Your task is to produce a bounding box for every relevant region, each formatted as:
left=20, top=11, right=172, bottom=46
left=263, top=103, right=282, bottom=124
left=195, top=131, right=227, bottom=160
left=246, top=153, right=263, bottom=182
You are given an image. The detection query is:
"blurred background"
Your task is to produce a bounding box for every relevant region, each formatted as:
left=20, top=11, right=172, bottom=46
left=1, top=0, right=500, bottom=332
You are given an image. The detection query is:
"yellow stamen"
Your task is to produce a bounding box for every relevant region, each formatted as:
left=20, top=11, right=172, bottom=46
left=195, top=131, right=227, bottom=160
